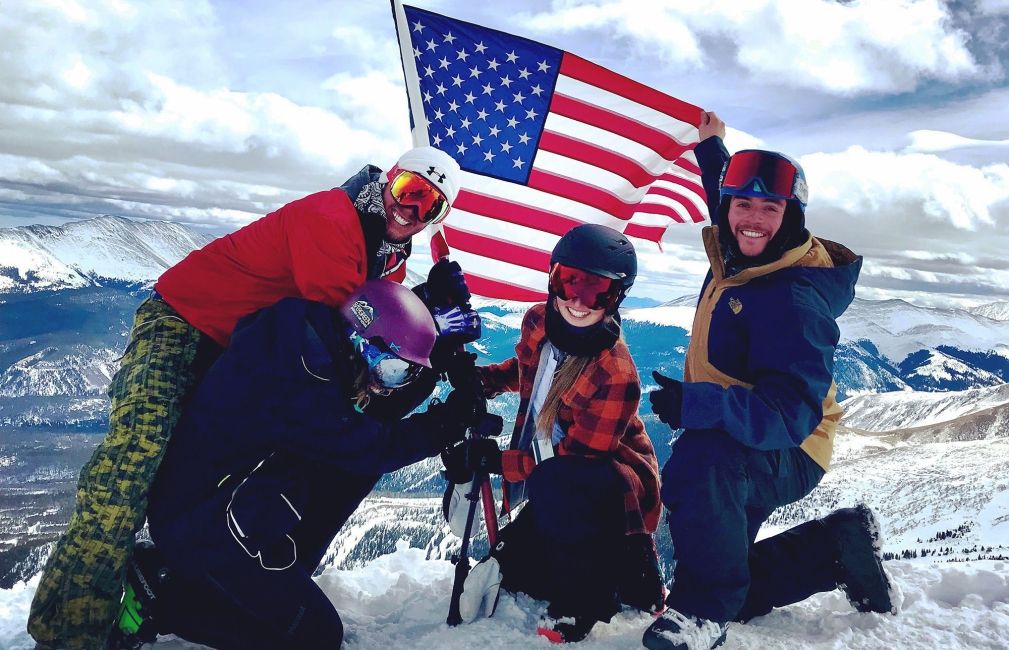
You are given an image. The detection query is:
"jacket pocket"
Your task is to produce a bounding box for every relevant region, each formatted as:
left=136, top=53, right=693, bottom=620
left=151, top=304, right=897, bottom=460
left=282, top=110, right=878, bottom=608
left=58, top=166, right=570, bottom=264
left=746, top=448, right=782, bottom=479
left=225, top=454, right=307, bottom=570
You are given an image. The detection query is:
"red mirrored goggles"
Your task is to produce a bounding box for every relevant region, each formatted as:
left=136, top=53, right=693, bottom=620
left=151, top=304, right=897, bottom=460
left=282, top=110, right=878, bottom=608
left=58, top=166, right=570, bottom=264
left=389, top=170, right=450, bottom=224
left=721, top=150, right=801, bottom=202
left=549, top=263, right=622, bottom=311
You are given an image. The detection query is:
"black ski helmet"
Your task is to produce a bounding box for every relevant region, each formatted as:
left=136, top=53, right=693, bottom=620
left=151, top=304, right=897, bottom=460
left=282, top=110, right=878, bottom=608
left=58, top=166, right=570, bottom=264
left=550, top=224, right=637, bottom=311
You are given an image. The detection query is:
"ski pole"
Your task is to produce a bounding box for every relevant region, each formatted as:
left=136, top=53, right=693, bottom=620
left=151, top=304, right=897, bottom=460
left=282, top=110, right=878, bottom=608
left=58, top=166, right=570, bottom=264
left=446, top=470, right=485, bottom=626
left=446, top=407, right=502, bottom=626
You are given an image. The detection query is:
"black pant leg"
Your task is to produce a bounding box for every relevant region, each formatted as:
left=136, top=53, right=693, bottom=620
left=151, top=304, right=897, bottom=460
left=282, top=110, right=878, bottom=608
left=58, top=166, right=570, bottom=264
left=158, top=561, right=343, bottom=650
left=153, top=461, right=376, bottom=647
left=518, top=455, right=626, bottom=621
left=661, top=431, right=752, bottom=623
left=737, top=447, right=831, bottom=621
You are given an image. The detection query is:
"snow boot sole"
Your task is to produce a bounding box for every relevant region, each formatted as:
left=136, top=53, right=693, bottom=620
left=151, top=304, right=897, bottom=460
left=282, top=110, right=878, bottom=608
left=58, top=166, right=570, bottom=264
left=642, top=607, right=727, bottom=650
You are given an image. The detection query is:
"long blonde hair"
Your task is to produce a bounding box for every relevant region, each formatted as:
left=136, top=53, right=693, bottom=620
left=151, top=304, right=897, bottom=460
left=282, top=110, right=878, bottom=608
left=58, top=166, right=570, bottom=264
left=534, top=353, right=592, bottom=440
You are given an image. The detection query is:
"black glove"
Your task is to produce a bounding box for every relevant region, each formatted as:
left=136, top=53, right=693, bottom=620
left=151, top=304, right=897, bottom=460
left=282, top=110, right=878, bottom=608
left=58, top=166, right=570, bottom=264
left=424, top=401, right=470, bottom=448
left=426, top=259, right=471, bottom=307
left=445, top=384, right=486, bottom=429
left=649, top=370, right=684, bottom=429
left=441, top=439, right=473, bottom=484
left=440, top=413, right=504, bottom=483
left=466, top=437, right=503, bottom=475
left=439, top=350, right=478, bottom=387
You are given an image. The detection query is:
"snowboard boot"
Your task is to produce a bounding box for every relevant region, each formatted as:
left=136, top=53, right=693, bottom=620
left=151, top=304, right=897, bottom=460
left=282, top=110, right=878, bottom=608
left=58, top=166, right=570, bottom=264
left=821, top=504, right=895, bottom=614
left=642, top=607, right=727, bottom=650
left=536, top=608, right=597, bottom=644
left=109, top=541, right=169, bottom=649
left=458, top=555, right=503, bottom=622
left=617, top=533, right=666, bottom=614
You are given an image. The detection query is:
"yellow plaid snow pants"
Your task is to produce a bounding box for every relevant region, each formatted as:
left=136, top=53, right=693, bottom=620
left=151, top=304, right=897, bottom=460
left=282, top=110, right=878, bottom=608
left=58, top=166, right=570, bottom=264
left=28, top=296, right=211, bottom=650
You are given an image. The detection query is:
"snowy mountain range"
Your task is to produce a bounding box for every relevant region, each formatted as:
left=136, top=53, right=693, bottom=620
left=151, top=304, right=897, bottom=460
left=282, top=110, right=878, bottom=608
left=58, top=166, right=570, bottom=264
left=842, top=383, right=1009, bottom=432
left=2, top=215, right=1008, bottom=592
left=971, top=301, right=1009, bottom=322
left=0, top=216, right=210, bottom=292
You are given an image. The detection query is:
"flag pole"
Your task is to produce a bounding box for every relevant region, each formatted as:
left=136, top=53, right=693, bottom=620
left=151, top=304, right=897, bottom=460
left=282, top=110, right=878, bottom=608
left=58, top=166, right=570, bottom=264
left=390, top=0, right=429, bottom=146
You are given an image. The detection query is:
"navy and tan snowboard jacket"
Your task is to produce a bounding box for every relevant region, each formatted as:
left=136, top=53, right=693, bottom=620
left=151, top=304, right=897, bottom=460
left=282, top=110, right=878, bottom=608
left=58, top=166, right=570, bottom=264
left=681, top=137, right=863, bottom=470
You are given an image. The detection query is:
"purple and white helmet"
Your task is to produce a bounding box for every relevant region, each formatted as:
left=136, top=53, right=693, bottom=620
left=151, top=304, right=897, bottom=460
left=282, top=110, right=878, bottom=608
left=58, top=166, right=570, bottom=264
left=340, top=280, right=437, bottom=369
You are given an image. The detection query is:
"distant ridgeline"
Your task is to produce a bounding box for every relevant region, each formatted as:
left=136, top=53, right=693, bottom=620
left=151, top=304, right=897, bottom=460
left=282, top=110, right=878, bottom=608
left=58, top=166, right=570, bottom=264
left=3, top=215, right=1008, bottom=431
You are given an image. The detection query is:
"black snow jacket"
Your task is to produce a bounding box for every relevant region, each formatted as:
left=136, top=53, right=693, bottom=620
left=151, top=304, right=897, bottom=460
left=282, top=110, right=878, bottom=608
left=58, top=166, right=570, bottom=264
left=147, top=297, right=454, bottom=573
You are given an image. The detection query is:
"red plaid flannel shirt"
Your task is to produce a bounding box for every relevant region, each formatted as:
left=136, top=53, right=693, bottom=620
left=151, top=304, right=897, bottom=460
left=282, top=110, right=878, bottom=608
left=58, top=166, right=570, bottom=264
left=477, top=304, right=661, bottom=535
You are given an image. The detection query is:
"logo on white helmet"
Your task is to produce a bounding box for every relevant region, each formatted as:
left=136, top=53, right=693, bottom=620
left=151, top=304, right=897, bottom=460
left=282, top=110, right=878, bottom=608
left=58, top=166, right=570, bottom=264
left=426, top=165, right=447, bottom=185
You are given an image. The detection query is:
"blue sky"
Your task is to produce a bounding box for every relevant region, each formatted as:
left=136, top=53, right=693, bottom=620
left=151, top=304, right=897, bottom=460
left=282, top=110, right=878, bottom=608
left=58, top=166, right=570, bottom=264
left=1, top=0, right=1007, bottom=306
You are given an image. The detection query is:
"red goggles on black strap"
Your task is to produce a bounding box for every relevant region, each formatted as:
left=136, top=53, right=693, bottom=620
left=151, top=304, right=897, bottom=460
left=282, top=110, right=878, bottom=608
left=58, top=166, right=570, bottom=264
left=389, top=170, right=450, bottom=224
left=721, top=150, right=804, bottom=204
left=549, top=263, right=622, bottom=311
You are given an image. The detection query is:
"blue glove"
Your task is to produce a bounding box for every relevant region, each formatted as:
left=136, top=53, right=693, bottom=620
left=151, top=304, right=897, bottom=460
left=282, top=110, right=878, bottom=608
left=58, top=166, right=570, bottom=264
left=649, top=370, right=684, bottom=429
left=432, top=305, right=482, bottom=343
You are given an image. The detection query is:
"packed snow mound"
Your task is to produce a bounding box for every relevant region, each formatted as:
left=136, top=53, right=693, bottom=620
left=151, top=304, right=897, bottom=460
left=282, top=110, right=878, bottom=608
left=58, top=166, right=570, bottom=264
left=3, top=544, right=1008, bottom=649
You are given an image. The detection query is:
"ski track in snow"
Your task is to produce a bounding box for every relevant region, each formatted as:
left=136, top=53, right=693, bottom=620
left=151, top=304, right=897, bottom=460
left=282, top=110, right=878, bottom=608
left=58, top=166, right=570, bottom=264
left=2, top=544, right=1008, bottom=649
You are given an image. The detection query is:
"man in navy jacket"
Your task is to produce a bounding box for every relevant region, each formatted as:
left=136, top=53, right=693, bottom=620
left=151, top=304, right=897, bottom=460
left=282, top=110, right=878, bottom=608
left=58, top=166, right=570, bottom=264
left=643, top=113, right=894, bottom=650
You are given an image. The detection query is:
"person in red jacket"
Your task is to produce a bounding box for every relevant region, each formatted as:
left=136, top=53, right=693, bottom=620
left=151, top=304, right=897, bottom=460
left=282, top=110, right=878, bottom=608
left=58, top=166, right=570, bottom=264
left=28, top=146, right=473, bottom=650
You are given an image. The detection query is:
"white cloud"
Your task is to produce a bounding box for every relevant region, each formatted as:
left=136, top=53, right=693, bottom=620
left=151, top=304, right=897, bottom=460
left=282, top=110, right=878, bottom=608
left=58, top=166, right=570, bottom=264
left=524, top=2, right=703, bottom=65
left=522, top=0, right=984, bottom=95
left=978, top=0, right=1009, bottom=14
left=321, top=70, right=412, bottom=136
left=0, top=0, right=411, bottom=231
left=0, top=0, right=1006, bottom=310
left=802, top=147, right=1009, bottom=231
left=905, top=129, right=1009, bottom=153
left=722, top=127, right=765, bottom=153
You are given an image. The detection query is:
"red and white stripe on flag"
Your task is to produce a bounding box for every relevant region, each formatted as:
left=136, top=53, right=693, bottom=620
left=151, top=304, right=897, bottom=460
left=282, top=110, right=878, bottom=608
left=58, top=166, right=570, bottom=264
left=392, top=2, right=706, bottom=301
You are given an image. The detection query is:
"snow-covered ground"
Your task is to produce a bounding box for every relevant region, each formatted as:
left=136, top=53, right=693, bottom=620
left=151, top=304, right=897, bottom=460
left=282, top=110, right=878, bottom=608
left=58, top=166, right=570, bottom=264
left=2, top=543, right=1007, bottom=649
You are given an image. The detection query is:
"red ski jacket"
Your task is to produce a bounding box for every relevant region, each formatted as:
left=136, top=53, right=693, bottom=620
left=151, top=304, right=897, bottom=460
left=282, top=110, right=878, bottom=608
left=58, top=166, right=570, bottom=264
left=155, top=189, right=406, bottom=347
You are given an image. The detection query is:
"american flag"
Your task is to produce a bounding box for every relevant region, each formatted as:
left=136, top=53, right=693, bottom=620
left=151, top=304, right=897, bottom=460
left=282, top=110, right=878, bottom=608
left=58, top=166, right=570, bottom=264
left=392, top=2, right=707, bottom=301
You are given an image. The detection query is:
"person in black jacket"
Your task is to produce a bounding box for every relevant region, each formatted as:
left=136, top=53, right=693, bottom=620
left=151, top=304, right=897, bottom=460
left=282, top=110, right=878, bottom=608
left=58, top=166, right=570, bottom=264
left=128, top=281, right=489, bottom=650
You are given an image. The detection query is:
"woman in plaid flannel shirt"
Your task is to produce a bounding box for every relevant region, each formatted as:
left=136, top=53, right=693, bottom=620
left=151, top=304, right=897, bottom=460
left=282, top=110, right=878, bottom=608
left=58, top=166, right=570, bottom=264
left=442, top=224, right=663, bottom=643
